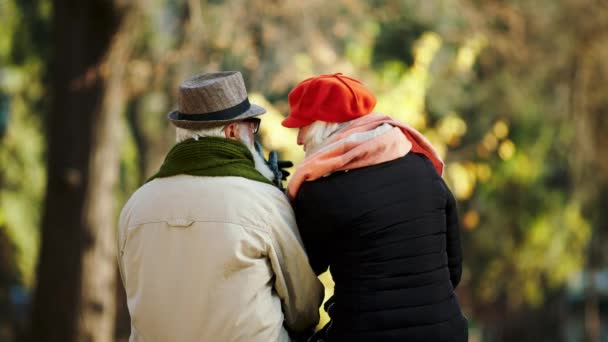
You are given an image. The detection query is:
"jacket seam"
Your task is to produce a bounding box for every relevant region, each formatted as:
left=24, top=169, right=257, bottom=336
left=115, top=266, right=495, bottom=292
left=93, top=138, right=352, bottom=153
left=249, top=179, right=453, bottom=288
left=126, top=219, right=271, bottom=234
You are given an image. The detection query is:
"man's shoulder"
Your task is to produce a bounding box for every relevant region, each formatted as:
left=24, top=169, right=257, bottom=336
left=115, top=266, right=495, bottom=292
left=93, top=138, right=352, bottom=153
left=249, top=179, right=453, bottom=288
left=120, top=175, right=291, bottom=229
left=133, top=174, right=283, bottom=199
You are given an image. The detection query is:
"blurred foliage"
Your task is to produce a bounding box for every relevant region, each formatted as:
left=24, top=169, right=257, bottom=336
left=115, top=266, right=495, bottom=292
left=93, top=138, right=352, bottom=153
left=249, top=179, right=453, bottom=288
left=0, top=0, right=49, bottom=288
left=1, top=0, right=607, bottom=339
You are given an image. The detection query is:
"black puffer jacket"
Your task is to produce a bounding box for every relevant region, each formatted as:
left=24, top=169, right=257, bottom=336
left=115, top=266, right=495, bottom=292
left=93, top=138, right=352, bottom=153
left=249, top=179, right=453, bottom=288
left=294, top=152, right=468, bottom=342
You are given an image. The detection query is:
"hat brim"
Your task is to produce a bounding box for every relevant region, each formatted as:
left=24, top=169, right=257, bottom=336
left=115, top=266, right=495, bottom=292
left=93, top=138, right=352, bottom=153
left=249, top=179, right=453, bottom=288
left=281, top=114, right=314, bottom=128
left=168, top=103, right=266, bottom=129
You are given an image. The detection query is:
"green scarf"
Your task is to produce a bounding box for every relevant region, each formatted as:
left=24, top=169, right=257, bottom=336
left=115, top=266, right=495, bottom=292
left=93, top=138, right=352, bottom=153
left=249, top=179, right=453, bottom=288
left=148, top=137, right=273, bottom=185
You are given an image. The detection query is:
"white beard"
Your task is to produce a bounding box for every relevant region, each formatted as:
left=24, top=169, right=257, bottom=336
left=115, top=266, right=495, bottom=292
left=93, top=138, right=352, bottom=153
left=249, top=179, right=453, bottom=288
left=239, top=134, right=276, bottom=182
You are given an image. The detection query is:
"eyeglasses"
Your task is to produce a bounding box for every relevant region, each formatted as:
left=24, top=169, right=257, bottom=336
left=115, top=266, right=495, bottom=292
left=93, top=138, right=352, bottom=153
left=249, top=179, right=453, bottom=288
left=243, top=117, right=261, bottom=134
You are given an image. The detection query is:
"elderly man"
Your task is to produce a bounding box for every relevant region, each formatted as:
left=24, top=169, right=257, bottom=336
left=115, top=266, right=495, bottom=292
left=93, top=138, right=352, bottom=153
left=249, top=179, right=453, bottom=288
left=118, top=71, right=323, bottom=342
left=282, top=73, right=468, bottom=341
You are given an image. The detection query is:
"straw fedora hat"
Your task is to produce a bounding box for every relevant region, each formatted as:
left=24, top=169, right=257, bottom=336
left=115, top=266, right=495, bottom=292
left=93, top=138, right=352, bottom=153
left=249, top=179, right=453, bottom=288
left=168, top=71, right=266, bottom=129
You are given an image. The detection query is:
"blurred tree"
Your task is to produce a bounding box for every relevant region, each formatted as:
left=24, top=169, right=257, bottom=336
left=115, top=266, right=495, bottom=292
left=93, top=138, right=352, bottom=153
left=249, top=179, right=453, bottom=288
left=0, top=3, right=49, bottom=339
left=444, top=0, right=608, bottom=340
left=30, top=1, right=138, bottom=341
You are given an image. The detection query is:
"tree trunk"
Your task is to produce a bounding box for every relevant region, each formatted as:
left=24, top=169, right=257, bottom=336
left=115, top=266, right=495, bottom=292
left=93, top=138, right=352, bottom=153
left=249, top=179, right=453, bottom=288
left=30, top=1, right=133, bottom=341
left=584, top=270, right=600, bottom=342
left=584, top=190, right=608, bottom=342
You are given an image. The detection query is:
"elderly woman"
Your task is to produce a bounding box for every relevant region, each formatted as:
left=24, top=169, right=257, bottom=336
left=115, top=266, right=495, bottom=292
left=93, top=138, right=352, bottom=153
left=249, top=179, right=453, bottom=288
left=282, top=73, right=468, bottom=342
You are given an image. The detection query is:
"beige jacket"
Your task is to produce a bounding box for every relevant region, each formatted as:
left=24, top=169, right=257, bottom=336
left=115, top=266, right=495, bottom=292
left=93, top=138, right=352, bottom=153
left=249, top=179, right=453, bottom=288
left=117, top=175, right=323, bottom=342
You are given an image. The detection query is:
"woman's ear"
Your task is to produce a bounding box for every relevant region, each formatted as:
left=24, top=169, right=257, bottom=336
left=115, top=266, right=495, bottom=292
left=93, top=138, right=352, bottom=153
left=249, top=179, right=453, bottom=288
left=223, top=122, right=240, bottom=140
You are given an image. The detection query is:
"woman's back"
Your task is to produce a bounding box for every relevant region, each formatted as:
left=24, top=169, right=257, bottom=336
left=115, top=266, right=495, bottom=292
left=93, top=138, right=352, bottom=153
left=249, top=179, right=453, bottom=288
left=294, top=153, right=468, bottom=341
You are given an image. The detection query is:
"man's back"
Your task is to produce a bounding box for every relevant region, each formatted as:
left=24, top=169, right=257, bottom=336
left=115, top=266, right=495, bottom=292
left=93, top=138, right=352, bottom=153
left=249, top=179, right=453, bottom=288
left=118, top=175, right=322, bottom=342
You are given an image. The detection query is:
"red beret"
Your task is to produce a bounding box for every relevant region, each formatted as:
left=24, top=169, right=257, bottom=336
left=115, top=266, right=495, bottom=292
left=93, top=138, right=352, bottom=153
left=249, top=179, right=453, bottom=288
left=281, top=73, right=377, bottom=128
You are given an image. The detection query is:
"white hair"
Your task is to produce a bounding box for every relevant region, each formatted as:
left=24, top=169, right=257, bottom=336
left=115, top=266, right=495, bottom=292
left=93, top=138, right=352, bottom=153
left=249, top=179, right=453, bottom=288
left=175, top=122, right=276, bottom=181
left=302, top=121, right=348, bottom=156
left=175, top=124, right=226, bottom=142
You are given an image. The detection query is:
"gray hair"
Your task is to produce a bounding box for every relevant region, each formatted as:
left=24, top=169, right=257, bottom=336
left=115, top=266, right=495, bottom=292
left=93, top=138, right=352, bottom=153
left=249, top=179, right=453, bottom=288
left=175, top=123, right=227, bottom=142
left=302, top=121, right=348, bottom=156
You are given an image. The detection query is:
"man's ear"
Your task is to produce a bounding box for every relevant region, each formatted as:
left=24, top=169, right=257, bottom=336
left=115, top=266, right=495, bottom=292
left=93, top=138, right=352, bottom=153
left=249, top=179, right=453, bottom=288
left=223, top=123, right=240, bottom=140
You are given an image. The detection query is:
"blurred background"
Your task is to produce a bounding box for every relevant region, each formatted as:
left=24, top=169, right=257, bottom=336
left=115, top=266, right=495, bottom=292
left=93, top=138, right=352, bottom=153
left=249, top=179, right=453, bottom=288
left=1, top=0, right=607, bottom=341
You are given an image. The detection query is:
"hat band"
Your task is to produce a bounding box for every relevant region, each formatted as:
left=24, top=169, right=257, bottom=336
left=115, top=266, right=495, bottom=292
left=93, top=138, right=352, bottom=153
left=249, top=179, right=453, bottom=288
left=175, top=98, right=251, bottom=121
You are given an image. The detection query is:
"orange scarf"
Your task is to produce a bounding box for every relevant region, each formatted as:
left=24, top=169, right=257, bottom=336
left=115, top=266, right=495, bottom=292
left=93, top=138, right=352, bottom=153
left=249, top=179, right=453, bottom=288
left=287, top=113, right=444, bottom=200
